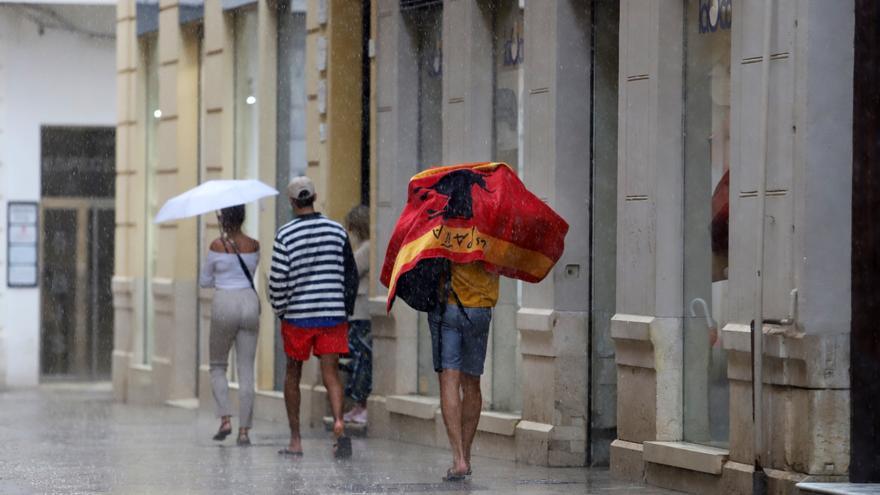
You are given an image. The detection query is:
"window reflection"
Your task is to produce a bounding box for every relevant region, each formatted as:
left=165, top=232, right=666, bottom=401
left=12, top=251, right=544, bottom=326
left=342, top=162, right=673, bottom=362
left=409, top=3, right=444, bottom=398
left=683, top=0, right=731, bottom=447
left=490, top=0, right=523, bottom=413
left=142, top=33, right=159, bottom=366
left=274, top=2, right=307, bottom=390
left=234, top=8, right=259, bottom=236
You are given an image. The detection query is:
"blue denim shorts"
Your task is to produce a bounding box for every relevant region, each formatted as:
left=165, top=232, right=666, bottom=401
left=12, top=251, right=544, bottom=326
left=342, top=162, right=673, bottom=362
left=428, top=305, right=492, bottom=376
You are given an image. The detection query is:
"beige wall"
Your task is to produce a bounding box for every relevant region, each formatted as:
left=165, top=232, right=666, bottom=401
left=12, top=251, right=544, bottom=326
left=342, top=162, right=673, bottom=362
left=113, top=0, right=366, bottom=428
left=305, top=0, right=362, bottom=224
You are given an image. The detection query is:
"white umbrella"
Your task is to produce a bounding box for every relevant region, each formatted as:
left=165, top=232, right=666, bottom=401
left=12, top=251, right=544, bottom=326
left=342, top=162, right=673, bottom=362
left=154, top=179, right=279, bottom=224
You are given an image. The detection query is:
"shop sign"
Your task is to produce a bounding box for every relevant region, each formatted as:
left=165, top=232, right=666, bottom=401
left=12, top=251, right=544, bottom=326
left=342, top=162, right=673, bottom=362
left=699, top=0, right=732, bottom=34
left=7, top=202, right=39, bottom=288
left=502, top=18, right=524, bottom=67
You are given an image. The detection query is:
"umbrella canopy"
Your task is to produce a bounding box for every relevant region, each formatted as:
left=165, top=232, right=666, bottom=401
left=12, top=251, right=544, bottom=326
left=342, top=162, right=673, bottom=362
left=154, top=179, right=279, bottom=224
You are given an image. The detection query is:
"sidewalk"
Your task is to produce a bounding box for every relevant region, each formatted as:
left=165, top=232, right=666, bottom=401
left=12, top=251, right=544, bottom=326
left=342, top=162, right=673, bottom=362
left=0, top=383, right=679, bottom=494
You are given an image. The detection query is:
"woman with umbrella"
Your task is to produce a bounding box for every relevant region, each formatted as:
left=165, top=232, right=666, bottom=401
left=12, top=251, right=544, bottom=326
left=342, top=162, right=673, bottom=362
left=198, top=205, right=261, bottom=446
left=156, top=179, right=277, bottom=445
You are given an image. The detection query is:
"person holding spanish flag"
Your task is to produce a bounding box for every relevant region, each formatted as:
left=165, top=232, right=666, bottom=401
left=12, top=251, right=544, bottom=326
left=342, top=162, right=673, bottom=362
left=381, top=162, right=568, bottom=482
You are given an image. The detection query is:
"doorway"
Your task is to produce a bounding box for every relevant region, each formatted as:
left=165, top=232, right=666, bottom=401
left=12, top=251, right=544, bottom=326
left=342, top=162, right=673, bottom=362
left=39, top=127, right=115, bottom=380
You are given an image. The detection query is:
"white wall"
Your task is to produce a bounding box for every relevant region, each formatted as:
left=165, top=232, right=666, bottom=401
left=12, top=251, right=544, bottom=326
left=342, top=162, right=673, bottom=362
left=0, top=4, right=115, bottom=387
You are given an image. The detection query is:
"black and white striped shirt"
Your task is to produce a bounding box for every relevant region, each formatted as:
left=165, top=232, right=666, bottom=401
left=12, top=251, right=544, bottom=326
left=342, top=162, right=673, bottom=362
left=268, top=213, right=357, bottom=322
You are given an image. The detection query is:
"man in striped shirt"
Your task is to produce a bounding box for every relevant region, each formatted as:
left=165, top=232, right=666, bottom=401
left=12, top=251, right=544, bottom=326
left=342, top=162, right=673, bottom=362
left=269, top=176, right=358, bottom=459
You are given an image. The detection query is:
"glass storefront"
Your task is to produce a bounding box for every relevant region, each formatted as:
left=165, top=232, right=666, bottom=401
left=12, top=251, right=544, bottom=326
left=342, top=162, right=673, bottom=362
left=682, top=0, right=732, bottom=447
left=489, top=0, right=524, bottom=413
left=274, top=2, right=307, bottom=390
left=233, top=8, right=259, bottom=237
left=228, top=7, right=259, bottom=383
left=408, top=3, right=444, bottom=397
left=589, top=0, right=619, bottom=464
left=142, top=33, right=159, bottom=366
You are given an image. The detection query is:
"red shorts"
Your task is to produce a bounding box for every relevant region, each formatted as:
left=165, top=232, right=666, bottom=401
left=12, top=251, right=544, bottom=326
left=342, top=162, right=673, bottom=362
left=281, top=321, right=349, bottom=361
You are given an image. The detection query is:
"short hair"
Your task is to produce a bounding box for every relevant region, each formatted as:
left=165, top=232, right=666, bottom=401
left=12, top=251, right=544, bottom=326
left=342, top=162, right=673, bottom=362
left=219, top=205, right=245, bottom=232
left=345, top=204, right=369, bottom=240
left=292, top=195, right=315, bottom=209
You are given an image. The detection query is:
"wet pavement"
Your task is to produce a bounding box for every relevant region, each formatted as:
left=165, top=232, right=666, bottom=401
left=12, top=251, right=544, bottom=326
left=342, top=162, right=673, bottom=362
left=0, top=383, right=680, bottom=494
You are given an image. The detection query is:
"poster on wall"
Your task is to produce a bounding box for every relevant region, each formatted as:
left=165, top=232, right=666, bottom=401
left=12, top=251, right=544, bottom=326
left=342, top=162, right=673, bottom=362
left=7, top=201, right=39, bottom=288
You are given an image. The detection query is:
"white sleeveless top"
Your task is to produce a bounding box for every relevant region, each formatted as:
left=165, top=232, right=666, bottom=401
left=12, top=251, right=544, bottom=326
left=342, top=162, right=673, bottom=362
left=199, top=250, right=260, bottom=290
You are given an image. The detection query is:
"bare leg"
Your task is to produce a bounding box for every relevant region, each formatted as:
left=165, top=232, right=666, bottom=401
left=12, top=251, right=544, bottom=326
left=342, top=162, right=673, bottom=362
left=439, top=369, right=469, bottom=475
left=319, top=354, right=345, bottom=438
left=284, top=359, right=304, bottom=452
left=461, top=374, right=482, bottom=469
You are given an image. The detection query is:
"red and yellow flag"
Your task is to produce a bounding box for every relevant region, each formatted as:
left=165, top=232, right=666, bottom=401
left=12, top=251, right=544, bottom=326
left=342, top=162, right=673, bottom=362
left=380, top=162, right=569, bottom=311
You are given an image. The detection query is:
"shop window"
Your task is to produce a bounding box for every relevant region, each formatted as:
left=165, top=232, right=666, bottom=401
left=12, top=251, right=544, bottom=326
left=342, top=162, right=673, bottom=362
left=141, top=33, right=160, bottom=366
left=489, top=0, right=523, bottom=413
left=273, top=1, right=307, bottom=390
left=589, top=0, right=620, bottom=465
left=682, top=0, right=732, bottom=447
left=223, top=7, right=259, bottom=384
left=407, top=3, right=444, bottom=397
left=233, top=8, right=259, bottom=236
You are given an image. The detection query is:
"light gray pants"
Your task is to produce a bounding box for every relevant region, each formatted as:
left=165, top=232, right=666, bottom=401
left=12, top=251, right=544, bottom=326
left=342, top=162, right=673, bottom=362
left=209, top=288, right=259, bottom=428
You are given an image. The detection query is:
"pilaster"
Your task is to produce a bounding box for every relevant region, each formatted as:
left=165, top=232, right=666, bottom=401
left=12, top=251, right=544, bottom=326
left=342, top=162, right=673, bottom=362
left=305, top=0, right=362, bottom=223
left=611, top=0, right=685, bottom=479
left=518, top=0, right=592, bottom=467
left=112, top=0, right=141, bottom=402
left=441, top=0, right=492, bottom=163
left=371, top=0, right=421, bottom=407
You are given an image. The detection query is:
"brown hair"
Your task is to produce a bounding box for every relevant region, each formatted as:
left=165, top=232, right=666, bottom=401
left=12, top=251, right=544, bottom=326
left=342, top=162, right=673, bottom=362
left=219, top=205, right=245, bottom=233
left=345, top=204, right=369, bottom=241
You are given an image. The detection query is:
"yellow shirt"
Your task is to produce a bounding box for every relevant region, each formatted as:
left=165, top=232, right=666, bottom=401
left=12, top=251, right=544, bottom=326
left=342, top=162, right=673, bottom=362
left=449, top=262, right=499, bottom=308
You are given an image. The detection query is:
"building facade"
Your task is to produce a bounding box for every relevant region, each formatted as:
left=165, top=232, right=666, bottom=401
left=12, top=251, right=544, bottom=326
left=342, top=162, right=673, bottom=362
left=0, top=2, right=116, bottom=388
left=609, top=1, right=853, bottom=493
left=369, top=0, right=620, bottom=467
left=111, top=0, right=858, bottom=492
left=112, top=0, right=364, bottom=409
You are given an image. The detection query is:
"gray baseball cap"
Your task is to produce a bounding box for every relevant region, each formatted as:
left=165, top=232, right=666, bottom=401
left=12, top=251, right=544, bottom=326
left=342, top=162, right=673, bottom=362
left=287, top=176, right=315, bottom=200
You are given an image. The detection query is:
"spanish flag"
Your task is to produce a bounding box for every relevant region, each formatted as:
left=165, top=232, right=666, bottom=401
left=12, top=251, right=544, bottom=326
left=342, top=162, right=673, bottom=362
left=381, top=162, right=569, bottom=311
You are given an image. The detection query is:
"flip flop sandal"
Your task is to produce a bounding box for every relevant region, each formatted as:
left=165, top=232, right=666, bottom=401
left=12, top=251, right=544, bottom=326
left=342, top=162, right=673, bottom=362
left=333, top=436, right=352, bottom=459
left=278, top=448, right=304, bottom=457
left=212, top=427, right=232, bottom=441
left=442, top=469, right=468, bottom=482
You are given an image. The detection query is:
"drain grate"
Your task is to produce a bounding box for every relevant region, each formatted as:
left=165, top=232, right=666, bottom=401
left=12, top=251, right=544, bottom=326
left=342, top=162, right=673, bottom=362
left=326, top=482, right=487, bottom=493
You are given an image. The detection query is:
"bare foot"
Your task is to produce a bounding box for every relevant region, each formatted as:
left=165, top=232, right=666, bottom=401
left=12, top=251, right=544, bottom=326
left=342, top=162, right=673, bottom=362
left=443, top=460, right=470, bottom=482
left=287, top=435, right=303, bottom=453
left=449, top=456, right=469, bottom=477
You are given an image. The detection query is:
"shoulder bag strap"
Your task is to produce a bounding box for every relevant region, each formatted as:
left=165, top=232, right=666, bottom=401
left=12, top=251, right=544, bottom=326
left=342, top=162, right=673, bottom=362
left=222, top=237, right=256, bottom=293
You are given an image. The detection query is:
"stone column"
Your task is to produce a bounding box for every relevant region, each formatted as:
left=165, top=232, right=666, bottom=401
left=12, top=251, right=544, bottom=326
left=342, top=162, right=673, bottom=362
left=112, top=0, right=140, bottom=402
left=609, top=0, right=685, bottom=480
left=369, top=0, right=421, bottom=435
left=517, top=0, right=592, bottom=467
left=441, top=0, right=492, bottom=164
